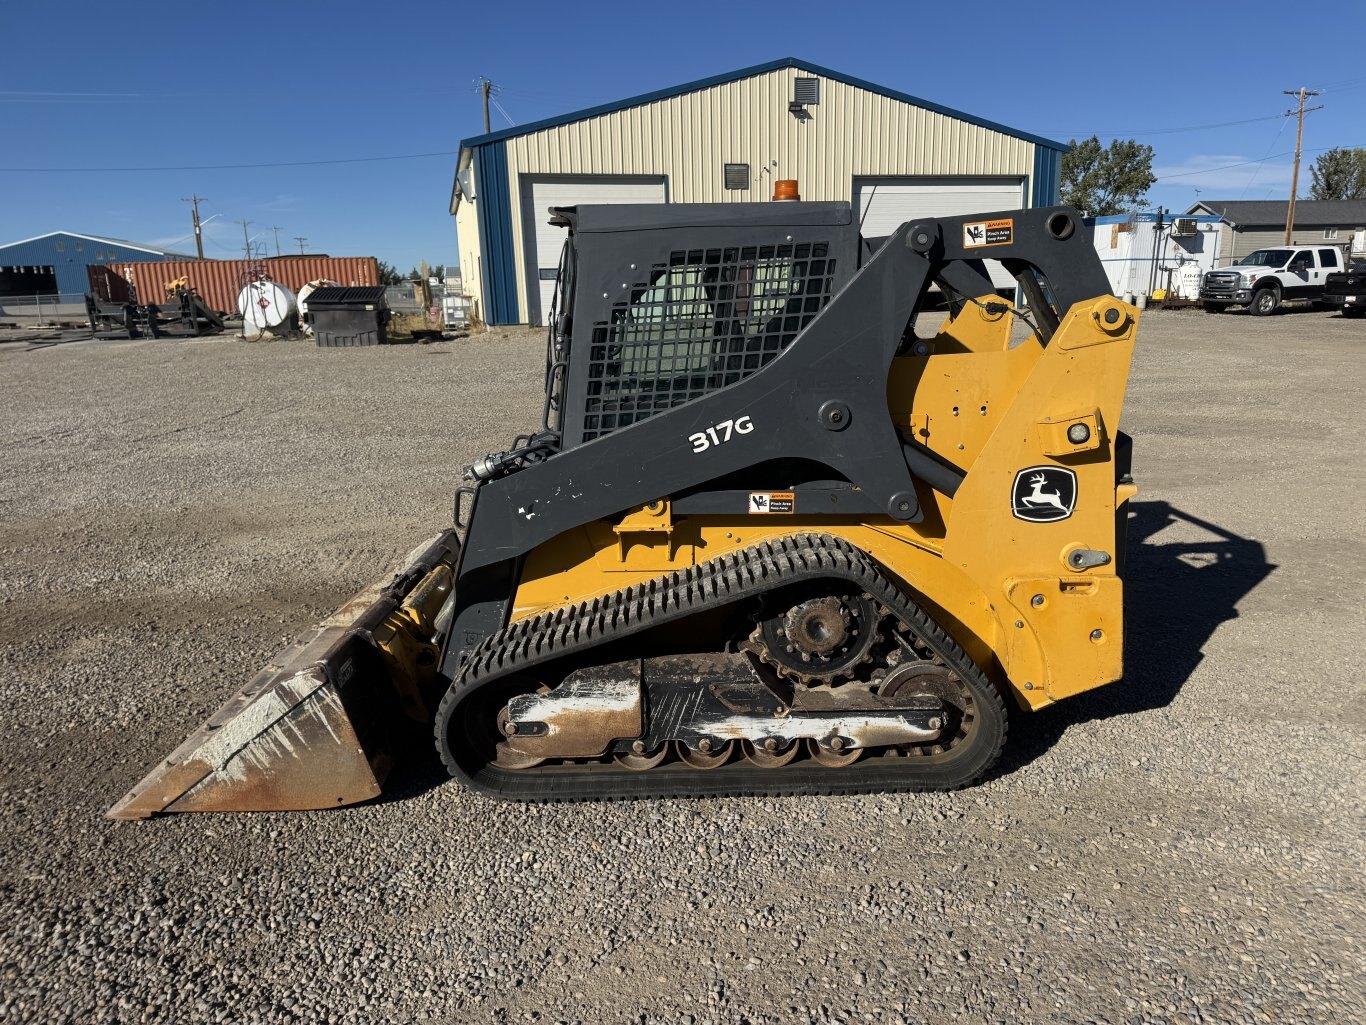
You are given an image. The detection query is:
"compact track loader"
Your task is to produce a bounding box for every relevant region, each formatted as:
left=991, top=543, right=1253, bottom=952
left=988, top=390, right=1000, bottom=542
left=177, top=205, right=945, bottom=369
left=110, top=201, right=1139, bottom=817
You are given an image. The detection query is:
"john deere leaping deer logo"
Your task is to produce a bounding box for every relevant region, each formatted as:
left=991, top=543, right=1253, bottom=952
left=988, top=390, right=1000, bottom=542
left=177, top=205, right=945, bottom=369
left=1011, top=466, right=1077, bottom=523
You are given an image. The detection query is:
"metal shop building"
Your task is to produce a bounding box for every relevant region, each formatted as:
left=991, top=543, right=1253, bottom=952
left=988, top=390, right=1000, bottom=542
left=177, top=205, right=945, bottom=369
left=0, top=231, right=192, bottom=299
left=1185, top=199, right=1366, bottom=262
left=450, top=57, right=1066, bottom=326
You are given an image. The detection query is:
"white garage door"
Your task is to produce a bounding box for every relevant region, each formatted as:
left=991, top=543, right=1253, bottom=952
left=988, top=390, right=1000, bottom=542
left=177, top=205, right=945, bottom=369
left=523, top=176, right=667, bottom=325
left=854, top=177, right=1027, bottom=289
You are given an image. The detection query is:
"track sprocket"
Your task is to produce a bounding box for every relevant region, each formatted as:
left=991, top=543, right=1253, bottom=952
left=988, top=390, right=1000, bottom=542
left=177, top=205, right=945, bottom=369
left=743, top=589, right=883, bottom=686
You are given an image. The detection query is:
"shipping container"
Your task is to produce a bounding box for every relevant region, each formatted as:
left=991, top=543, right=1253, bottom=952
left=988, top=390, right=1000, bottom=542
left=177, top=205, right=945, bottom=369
left=112, top=256, right=380, bottom=315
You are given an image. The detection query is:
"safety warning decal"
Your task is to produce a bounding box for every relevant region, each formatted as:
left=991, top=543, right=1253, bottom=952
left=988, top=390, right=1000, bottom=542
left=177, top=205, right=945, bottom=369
left=963, top=218, right=1014, bottom=249
left=749, top=491, right=795, bottom=514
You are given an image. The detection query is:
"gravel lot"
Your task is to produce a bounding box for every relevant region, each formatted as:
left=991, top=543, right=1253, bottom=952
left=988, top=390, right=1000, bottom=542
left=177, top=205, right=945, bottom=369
left=1, top=309, right=1362, bottom=1025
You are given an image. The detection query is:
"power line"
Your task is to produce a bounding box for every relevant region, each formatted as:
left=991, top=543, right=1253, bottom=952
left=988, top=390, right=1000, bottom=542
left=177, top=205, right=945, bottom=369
left=0, top=150, right=459, bottom=173
left=490, top=95, right=517, bottom=127
left=1239, top=116, right=1294, bottom=199
left=1315, top=74, right=1366, bottom=90
left=1156, top=153, right=1294, bottom=180
left=1038, top=113, right=1287, bottom=138
left=1155, top=143, right=1359, bottom=184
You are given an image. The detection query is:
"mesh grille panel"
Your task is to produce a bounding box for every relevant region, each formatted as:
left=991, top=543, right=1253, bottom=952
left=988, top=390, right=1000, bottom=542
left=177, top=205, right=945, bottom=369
left=582, top=242, right=834, bottom=441
left=724, top=163, right=750, bottom=190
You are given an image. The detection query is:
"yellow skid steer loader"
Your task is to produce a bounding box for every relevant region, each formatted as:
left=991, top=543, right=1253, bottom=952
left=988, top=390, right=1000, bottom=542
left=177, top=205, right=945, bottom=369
left=110, top=201, right=1138, bottom=817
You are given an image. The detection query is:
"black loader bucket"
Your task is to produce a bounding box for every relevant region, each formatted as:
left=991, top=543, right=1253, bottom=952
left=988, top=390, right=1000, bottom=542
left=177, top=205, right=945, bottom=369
left=108, top=531, right=460, bottom=819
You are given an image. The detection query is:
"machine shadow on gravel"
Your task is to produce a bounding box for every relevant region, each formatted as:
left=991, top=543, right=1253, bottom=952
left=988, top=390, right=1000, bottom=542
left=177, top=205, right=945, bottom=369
left=993, top=499, right=1274, bottom=777
left=376, top=744, right=450, bottom=807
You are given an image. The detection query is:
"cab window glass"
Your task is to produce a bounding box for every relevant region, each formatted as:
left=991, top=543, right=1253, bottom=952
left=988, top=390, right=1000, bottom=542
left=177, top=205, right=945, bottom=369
left=1318, top=249, right=1338, bottom=267
left=1237, top=249, right=1291, bottom=267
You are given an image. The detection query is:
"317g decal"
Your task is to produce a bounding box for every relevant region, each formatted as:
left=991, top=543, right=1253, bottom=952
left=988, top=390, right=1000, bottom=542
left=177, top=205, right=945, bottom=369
left=689, top=415, right=754, bottom=454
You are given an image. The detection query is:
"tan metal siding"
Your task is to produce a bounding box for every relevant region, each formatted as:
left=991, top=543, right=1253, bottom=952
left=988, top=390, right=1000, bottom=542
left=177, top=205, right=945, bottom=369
left=1218, top=227, right=1235, bottom=264
left=455, top=196, right=483, bottom=321
left=1229, top=228, right=1286, bottom=260
left=1226, top=225, right=1354, bottom=261
left=499, top=67, right=1037, bottom=319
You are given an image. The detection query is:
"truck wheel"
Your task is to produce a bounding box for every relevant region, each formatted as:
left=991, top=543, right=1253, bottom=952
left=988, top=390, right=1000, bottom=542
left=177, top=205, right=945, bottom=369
left=1344, top=306, right=1365, bottom=320
left=1250, top=289, right=1280, bottom=316
left=1201, top=302, right=1225, bottom=314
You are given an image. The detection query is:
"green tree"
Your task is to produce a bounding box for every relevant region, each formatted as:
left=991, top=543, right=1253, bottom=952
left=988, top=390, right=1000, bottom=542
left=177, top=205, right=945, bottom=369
left=375, top=260, right=402, bottom=285
left=1060, top=136, right=1157, bottom=217
left=1309, top=147, right=1366, bottom=200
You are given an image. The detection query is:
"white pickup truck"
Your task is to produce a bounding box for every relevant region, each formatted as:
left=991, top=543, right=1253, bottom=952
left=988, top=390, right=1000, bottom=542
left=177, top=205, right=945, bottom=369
left=1200, top=245, right=1347, bottom=315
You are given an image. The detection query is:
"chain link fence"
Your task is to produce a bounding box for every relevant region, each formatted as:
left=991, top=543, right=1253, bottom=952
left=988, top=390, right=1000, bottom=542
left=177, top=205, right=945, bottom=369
left=0, top=293, right=88, bottom=326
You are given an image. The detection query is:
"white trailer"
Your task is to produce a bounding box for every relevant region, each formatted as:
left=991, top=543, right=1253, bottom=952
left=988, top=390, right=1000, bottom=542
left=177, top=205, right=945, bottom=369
left=1088, top=213, right=1225, bottom=300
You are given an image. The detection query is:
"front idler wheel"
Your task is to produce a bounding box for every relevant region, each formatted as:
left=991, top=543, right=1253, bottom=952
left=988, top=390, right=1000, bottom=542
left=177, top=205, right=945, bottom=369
left=875, top=658, right=1006, bottom=785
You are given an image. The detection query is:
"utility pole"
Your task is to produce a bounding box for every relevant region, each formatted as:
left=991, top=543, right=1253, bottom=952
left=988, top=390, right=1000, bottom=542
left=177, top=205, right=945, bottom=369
left=474, top=77, right=502, bottom=133
left=236, top=219, right=252, bottom=260
left=1282, top=87, right=1323, bottom=244
left=270, top=226, right=283, bottom=257
left=294, top=236, right=308, bottom=255
left=182, top=194, right=206, bottom=259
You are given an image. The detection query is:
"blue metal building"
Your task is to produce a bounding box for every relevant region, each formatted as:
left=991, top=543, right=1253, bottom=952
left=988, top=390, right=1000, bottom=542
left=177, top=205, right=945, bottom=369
left=0, top=231, right=193, bottom=297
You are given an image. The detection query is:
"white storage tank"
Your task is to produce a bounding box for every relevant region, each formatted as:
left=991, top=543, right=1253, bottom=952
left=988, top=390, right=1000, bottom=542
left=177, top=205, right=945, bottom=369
left=1176, top=263, right=1205, bottom=299
left=296, top=279, right=339, bottom=336
left=237, top=278, right=296, bottom=341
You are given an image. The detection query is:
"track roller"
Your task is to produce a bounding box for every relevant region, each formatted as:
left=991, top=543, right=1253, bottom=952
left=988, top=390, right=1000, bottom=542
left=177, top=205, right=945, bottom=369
left=742, top=738, right=800, bottom=768
left=676, top=738, right=734, bottom=769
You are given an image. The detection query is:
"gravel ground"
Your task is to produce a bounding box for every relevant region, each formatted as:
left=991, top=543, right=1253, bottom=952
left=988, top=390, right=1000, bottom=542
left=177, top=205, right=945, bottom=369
left=1, top=309, right=1362, bottom=1025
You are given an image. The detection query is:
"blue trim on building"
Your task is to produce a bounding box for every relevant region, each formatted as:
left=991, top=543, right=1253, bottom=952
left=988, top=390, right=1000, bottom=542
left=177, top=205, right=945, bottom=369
left=1088, top=213, right=1222, bottom=225
left=1031, top=147, right=1061, bottom=208
left=473, top=141, right=519, bottom=325
left=459, top=58, right=1068, bottom=154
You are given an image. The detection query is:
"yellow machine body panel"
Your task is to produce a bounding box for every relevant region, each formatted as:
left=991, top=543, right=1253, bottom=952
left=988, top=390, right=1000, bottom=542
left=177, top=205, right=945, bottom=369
left=511, top=296, right=1138, bottom=711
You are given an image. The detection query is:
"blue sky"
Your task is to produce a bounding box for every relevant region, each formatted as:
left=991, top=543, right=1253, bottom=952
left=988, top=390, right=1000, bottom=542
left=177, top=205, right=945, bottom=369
left=2, top=1, right=1364, bottom=269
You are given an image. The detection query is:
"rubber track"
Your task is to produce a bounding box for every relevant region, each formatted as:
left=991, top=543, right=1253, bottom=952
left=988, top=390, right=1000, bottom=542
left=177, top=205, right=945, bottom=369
left=435, top=533, right=1006, bottom=801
